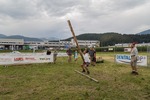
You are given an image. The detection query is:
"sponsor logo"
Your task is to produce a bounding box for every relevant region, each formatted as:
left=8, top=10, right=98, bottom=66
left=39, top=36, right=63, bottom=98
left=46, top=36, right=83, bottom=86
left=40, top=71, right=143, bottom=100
left=117, top=55, right=131, bottom=60
left=0, top=58, right=12, bottom=62
left=25, top=57, right=36, bottom=60
left=14, top=57, right=24, bottom=61
left=40, top=58, right=51, bottom=60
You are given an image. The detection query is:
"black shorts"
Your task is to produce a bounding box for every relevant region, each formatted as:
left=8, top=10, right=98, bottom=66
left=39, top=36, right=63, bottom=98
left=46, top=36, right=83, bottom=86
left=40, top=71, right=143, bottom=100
left=91, top=57, right=96, bottom=62
left=83, top=62, right=90, bottom=67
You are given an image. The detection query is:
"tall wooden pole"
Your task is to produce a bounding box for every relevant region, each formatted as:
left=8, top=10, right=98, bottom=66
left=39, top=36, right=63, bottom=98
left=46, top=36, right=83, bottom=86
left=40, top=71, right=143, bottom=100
left=67, top=20, right=84, bottom=62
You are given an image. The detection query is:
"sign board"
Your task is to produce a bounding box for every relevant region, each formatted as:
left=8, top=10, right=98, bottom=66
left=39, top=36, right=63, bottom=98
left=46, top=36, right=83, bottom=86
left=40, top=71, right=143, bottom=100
left=57, top=53, right=68, bottom=57
left=0, top=52, right=54, bottom=65
left=108, top=48, right=113, bottom=51
left=115, top=54, right=147, bottom=66
left=124, top=48, right=131, bottom=52
left=0, top=52, right=69, bottom=65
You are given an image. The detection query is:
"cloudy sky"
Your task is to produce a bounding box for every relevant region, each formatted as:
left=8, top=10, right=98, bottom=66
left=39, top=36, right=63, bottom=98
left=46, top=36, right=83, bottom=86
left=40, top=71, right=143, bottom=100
left=0, top=0, right=150, bottom=39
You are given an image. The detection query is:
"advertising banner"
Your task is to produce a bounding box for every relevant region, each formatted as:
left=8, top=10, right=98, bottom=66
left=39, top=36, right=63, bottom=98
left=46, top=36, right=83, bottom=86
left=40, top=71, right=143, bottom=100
left=124, top=48, right=131, bottom=52
left=57, top=53, right=68, bottom=57
left=115, top=54, right=147, bottom=66
left=0, top=52, right=69, bottom=65
left=0, top=53, right=54, bottom=65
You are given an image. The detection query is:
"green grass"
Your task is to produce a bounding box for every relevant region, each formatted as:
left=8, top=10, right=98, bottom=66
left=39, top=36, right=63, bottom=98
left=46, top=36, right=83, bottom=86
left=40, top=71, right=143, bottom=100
left=0, top=52, right=150, bottom=100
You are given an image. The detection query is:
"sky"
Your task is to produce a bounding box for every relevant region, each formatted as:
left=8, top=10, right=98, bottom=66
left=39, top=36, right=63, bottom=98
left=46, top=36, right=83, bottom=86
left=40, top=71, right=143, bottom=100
left=0, top=0, right=150, bottom=39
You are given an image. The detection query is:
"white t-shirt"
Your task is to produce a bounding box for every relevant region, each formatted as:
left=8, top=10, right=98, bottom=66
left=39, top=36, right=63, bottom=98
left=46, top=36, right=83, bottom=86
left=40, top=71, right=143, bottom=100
left=83, top=53, right=90, bottom=63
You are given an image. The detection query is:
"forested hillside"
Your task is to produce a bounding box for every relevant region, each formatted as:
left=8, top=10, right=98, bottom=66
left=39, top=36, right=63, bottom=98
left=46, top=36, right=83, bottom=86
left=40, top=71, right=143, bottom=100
left=65, top=32, right=150, bottom=46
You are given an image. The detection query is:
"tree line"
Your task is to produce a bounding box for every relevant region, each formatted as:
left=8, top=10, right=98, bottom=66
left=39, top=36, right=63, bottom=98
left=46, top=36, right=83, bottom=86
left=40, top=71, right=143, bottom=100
left=65, top=32, right=150, bottom=46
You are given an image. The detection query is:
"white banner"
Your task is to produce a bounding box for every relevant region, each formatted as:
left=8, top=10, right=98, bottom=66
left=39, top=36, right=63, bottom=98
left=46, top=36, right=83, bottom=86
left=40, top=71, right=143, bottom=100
left=115, top=54, right=147, bottom=66
left=108, top=48, right=113, bottom=51
left=57, top=53, right=68, bottom=57
left=124, top=48, right=131, bottom=52
left=0, top=53, right=54, bottom=65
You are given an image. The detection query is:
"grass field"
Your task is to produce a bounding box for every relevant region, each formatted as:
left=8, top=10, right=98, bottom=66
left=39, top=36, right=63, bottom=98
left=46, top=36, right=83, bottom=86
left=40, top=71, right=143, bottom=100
left=0, top=52, right=150, bottom=100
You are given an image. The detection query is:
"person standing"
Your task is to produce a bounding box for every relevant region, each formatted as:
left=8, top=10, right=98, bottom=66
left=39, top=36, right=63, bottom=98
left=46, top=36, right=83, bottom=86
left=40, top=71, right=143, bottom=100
left=74, top=50, right=78, bottom=63
left=46, top=49, right=51, bottom=55
left=89, top=47, right=96, bottom=66
left=46, top=49, right=51, bottom=64
left=53, top=50, right=58, bottom=64
left=81, top=49, right=90, bottom=74
left=66, top=48, right=72, bottom=63
left=130, top=42, right=138, bottom=75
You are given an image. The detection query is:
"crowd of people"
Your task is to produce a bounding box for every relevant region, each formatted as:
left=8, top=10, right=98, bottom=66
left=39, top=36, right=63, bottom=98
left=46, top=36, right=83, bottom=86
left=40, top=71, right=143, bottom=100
left=65, top=42, right=139, bottom=75
left=46, top=42, right=139, bottom=76
left=66, top=46, right=97, bottom=74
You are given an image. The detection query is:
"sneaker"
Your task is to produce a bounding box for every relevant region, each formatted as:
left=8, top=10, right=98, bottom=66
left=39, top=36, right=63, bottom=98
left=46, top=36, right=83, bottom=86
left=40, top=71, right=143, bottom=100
left=87, top=71, right=90, bottom=74
left=131, top=71, right=139, bottom=75
left=131, top=71, right=135, bottom=74
left=82, top=70, right=85, bottom=73
left=134, top=72, right=139, bottom=75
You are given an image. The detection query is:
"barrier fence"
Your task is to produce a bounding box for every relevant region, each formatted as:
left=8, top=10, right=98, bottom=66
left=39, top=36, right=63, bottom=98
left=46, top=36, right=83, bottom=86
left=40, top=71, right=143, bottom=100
left=0, top=52, right=69, bottom=65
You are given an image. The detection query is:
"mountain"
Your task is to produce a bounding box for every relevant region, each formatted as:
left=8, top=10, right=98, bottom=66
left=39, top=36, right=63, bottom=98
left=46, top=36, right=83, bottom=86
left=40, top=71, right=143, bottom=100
left=7, top=35, right=43, bottom=41
left=1, top=31, right=150, bottom=46
left=137, top=29, right=150, bottom=35
left=65, top=33, right=100, bottom=41
left=40, top=37, right=59, bottom=41
left=0, top=34, right=7, bottom=38
left=0, top=34, right=43, bottom=41
left=64, top=32, right=150, bottom=46
left=0, top=34, right=60, bottom=41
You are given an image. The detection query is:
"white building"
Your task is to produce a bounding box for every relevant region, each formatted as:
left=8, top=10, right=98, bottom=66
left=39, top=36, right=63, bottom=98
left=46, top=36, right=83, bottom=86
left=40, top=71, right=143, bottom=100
left=0, top=39, right=24, bottom=50
left=71, top=39, right=100, bottom=47
left=25, top=39, right=100, bottom=48
left=0, top=38, right=100, bottom=50
left=115, top=43, right=130, bottom=47
left=0, top=39, right=24, bottom=45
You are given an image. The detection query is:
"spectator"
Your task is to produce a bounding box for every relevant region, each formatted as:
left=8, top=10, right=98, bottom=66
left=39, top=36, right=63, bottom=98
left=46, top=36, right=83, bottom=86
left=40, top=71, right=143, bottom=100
left=89, top=47, right=96, bottom=66
left=66, top=48, right=72, bottom=63
left=74, top=50, right=78, bottom=63
left=53, top=50, right=58, bottom=64
left=130, top=42, right=138, bottom=75
left=46, top=50, right=51, bottom=55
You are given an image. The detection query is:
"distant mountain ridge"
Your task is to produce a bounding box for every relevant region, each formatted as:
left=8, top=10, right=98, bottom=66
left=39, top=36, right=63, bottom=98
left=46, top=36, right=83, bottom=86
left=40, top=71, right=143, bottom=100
left=137, top=29, right=150, bottom=35
left=1, top=28, right=150, bottom=46
left=0, top=34, right=59, bottom=41
left=0, top=34, right=7, bottom=38
left=40, top=37, right=59, bottom=41
left=0, top=34, right=43, bottom=41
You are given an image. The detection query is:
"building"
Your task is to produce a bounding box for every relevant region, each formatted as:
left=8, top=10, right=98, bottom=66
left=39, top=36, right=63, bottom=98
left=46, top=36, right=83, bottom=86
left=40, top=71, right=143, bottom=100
left=0, top=38, right=100, bottom=50
left=71, top=39, right=100, bottom=47
left=25, top=39, right=100, bottom=49
left=115, top=43, right=130, bottom=47
left=0, top=39, right=24, bottom=50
